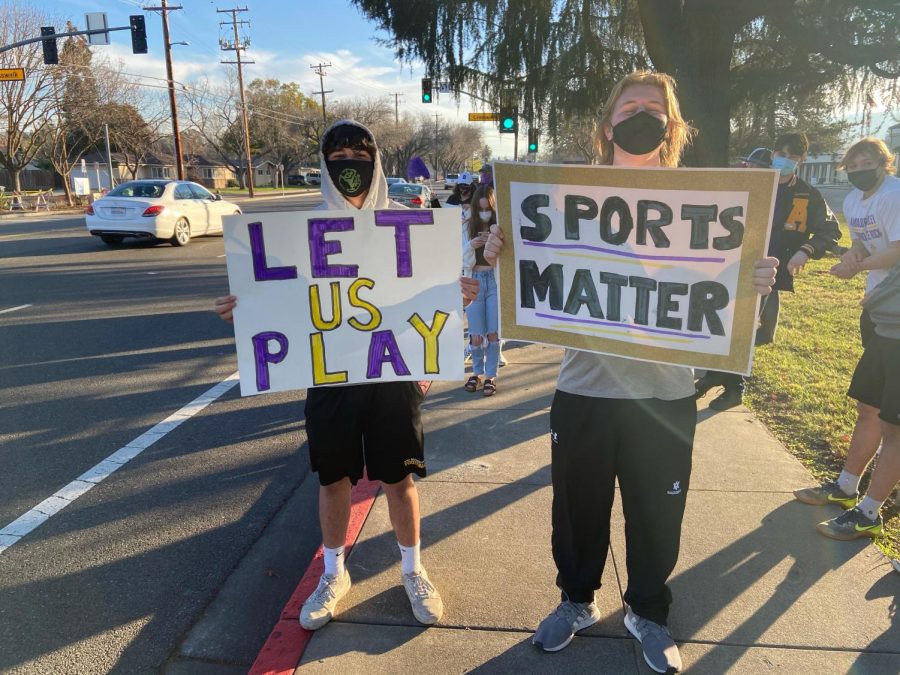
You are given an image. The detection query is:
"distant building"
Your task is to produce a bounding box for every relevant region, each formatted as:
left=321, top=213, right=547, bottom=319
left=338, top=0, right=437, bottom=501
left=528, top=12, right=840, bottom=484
left=889, top=123, right=900, bottom=174
left=798, top=154, right=843, bottom=185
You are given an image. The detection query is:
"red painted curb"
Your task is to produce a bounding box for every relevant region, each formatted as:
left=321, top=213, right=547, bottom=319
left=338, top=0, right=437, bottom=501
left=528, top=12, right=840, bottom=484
left=248, top=477, right=381, bottom=675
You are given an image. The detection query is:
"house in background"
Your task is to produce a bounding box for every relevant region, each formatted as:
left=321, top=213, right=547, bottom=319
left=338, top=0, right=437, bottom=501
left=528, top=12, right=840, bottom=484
left=798, top=154, right=843, bottom=185
left=78, top=152, right=237, bottom=190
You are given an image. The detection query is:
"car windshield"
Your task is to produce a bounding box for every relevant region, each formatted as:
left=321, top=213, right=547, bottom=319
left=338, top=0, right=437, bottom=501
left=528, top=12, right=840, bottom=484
left=107, top=182, right=167, bottom=198
left=389, top=184, right=423, bottom=196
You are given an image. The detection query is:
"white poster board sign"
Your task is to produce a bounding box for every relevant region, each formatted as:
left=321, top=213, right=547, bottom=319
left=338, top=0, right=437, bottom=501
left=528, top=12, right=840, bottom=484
left=71, top=175, right=90, bottom=196
left=224, top=209, right=464, bottom=395
left=494, top=163, right=778, bottom=375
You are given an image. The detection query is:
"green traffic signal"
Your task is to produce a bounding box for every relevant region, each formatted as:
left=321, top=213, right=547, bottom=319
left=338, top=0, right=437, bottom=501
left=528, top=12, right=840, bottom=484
left=502, top=117, right=514, bottom=129
left=529, top=142, right=537, bottom=152
left=423, top=93, right=431, bottom=102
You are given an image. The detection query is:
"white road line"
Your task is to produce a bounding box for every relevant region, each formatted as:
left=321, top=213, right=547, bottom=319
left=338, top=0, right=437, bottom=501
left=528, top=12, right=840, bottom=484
left=0, top=304, right=32, bottom=315
left=0, top=372, right=240, bottom=554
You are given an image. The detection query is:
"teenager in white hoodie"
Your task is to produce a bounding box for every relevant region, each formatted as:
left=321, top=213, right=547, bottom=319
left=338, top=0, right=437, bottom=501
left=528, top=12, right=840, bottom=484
left=215, top=120, right=478, bottom=630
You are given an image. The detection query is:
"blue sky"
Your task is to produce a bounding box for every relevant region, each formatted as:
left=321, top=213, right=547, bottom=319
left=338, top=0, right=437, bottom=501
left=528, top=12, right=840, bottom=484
left=52, top=0, right=518, bottom=157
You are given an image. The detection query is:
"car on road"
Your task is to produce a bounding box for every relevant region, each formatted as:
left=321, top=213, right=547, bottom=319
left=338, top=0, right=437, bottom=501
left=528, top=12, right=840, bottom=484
left=84, top=180, right=242, bottom=247
left=388, top=182, right=434, bottom=208
left=303, top=169, right=321, bottom=185
left=287, top=174, right=306, bottom=186
left=386, top=176, right=407, bottom=187
left=444, top=173, right=461, bottom=190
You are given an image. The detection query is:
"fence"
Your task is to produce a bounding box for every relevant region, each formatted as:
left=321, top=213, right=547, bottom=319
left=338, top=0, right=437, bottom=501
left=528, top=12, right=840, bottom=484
left=0, top=168, right=55, bottom=191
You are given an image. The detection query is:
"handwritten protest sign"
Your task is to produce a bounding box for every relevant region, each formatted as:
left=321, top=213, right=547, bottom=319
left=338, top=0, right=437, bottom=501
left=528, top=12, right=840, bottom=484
left=224, top=209, right=464, bottom=395
left=494, top=163, right=777, bottom=374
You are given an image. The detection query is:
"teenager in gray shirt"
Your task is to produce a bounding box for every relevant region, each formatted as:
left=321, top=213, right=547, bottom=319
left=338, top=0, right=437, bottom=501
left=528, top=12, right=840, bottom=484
left=484, top=71, right=777, bottom=673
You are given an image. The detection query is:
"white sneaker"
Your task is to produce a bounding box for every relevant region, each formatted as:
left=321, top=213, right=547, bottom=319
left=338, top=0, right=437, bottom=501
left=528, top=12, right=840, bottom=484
left=402, top=567, right=443, bottom=625
left=299, top=570, right=351, bottom=630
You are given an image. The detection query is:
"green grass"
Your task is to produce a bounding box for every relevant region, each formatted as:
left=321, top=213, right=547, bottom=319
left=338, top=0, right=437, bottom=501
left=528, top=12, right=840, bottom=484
left=744, top=223, right=899, bottom=559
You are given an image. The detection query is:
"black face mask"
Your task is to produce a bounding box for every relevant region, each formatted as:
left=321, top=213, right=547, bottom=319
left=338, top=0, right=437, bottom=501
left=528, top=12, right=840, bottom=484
left=847, top=168, right=880, bottom=192
left=326, top=158, right=374, bottom=198
left=611, top=111, right=667, bottom=156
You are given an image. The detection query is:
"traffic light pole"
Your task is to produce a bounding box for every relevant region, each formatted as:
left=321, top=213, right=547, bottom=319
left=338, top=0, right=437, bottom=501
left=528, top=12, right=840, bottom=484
left=514, top=129, right=518, bottom=161
left=0, top=26, right=130, bottom=55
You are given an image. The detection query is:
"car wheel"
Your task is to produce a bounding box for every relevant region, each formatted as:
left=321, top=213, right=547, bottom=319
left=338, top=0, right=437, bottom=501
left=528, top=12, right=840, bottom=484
left=171, top=218, right=191, bottom=247
left=100, top=235, right=124, bottom=246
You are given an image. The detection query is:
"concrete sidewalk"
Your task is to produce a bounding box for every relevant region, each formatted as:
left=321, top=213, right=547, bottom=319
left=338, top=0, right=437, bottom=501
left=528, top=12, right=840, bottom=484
left=296, top=342, right=899, bottom=673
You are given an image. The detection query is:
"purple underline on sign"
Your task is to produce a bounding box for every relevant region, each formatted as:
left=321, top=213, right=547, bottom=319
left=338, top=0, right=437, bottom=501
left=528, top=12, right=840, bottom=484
left=535, top=311, right=711, bottom=340
left=522, top=240, right=727, bottom=263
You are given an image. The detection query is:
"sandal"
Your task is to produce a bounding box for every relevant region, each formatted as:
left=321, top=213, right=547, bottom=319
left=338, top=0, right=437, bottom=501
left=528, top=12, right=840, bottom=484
left=483, top=379, right=497, bottom=397
left=464, top=375, right=481, bottom=392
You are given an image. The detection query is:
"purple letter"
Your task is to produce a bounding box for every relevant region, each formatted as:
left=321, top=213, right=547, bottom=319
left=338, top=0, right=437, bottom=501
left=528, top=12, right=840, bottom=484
left=250, top=222, right=298, bottom=281
left=252, top=331, right=289, bottom=391
left=375, top=209, right=434, bottom=277
left=366, top=330, right=411, bottom=379
left=308, top=218, right=359, bottom=278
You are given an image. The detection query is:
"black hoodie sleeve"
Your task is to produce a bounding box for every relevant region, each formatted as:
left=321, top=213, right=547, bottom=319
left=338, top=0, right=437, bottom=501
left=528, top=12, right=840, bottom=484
left=802, top=191, right=841, bottom=259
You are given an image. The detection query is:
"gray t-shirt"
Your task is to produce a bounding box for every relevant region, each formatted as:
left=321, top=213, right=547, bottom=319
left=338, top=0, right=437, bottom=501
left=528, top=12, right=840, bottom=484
left=557, top=349, right=695, bottom=400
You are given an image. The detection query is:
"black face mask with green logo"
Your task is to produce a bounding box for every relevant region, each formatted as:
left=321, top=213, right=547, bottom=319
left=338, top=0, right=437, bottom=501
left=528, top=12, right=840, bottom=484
left=326, top=159, right=374, bottom=198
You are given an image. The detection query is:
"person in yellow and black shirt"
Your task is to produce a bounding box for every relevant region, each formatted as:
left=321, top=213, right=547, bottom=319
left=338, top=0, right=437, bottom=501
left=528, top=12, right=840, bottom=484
left=696, top=131, right=841, bottom=410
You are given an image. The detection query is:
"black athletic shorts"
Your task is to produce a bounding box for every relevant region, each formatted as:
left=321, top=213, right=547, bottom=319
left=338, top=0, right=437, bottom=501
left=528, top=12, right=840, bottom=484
left=847, top=333, right=900, bottom=427
left=860, top=309, right=876, bottom=349
left=304, top=381, right=426, bottom=485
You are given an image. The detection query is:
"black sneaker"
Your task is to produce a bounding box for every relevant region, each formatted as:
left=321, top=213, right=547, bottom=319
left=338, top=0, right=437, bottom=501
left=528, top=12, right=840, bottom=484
left=793, top=480, right=858, bottom=509
left=816, top=506, right=883, bottom=541
left=708, top=388, right=743, bottom=411
left=694, top=373, right=723, bottom=399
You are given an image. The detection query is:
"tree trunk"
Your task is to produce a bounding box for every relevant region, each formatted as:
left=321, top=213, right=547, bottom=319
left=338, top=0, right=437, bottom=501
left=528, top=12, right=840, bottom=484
left=638, top=0, right=740, bottom=167
left=13, top=169, right=22, bottom=193
left=62, top=173, right=74, bottom=207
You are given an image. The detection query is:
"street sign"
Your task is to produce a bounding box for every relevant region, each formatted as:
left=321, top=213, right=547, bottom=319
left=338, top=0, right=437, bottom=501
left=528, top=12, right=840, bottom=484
left=468, top=112, right=498, bottom=122
left=85, top=13, right=109, bottom=45
left=0, top=68, right=25, bottom=82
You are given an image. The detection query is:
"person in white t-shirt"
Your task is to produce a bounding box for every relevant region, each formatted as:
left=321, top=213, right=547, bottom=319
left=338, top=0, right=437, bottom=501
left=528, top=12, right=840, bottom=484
left=794, top=137, right=900, bottom=540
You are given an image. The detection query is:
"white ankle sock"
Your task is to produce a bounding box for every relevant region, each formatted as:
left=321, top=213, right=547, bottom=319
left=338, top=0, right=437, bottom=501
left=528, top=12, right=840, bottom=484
left=398, top=541, right=421, bottom=575
left=837, top=469, right=860, bottom=496
left=857, top=495, right=883, bottom=521
left=323, top=545, right=345, bottom=577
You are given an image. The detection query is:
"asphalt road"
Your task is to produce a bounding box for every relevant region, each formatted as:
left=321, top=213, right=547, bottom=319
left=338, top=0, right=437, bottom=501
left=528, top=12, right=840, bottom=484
left=0, top=194, right=326, bottom=673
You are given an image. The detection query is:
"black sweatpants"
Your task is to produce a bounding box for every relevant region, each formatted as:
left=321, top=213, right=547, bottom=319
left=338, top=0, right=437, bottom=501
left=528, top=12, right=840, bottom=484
left=550, top=390, right=696, bottom=625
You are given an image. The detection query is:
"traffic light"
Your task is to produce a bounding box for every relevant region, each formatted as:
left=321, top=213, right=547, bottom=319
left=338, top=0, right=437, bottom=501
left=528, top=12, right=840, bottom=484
left=528, top=128, right=539, bottom=153
left=130, top=15, right=147, bottom=54
left=40, top=26, right=58, bottom=65
left=421, top=77, right=432, bottom=103
left=499, top=106, right=517, bottom=134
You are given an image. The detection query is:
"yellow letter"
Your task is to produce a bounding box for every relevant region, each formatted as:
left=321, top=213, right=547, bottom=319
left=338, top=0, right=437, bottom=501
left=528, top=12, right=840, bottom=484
left=408, top=310, right=449, bottom=374
left=347, top=278, right=382, bottom=331
left=309, top=332, right=348, bottom=385
left=309, top=282, right=342, bottom=330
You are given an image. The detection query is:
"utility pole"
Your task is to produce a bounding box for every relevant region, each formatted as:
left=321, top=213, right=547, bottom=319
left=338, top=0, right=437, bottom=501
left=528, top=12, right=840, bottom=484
left=433, top=113, right=441, bottom=180
left=145, top=0, right=185, bottom=179
left=104, top=123, right=115, bottom=188
left=218, top=6, right=254, bottom=197
left=310, top=63, right=332, bottom=126
left=390, top=92, right=403, bottom=126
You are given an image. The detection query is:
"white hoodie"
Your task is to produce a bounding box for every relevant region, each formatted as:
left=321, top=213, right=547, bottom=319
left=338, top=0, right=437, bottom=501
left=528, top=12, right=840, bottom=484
left=317, top=119, right=404, bottom=211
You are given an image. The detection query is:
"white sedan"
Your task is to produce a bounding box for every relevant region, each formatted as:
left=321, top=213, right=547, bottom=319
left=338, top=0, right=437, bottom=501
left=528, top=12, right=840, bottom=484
left=85, top=180, right=242, bottom=247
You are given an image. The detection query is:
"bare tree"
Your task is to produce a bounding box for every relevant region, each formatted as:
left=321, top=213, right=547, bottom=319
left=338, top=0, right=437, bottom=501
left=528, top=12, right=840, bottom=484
left=183, top=71, right=253, bottom=187
left=0, top=2, right=55, bottom=192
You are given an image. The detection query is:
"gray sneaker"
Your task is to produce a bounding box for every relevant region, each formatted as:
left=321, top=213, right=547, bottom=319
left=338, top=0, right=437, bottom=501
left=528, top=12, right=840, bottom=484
left=299, top=570, right=351, bottom=630
left=532, top=600, right=601, bottom=652
left=402, top=568, right=443, bottom=624
left=624, top=607, right=682, bottom=673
